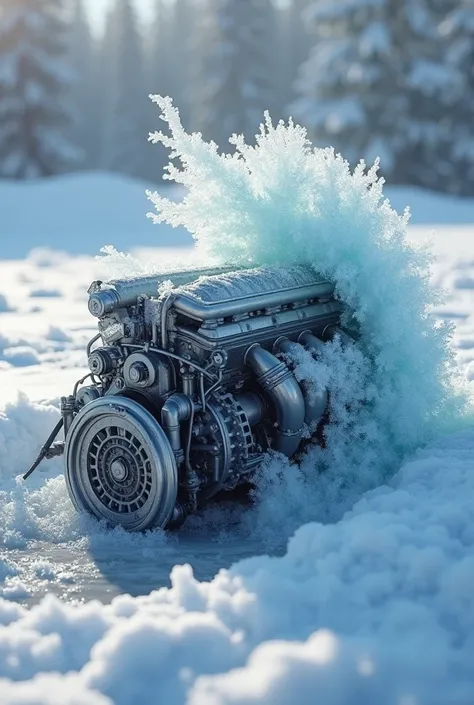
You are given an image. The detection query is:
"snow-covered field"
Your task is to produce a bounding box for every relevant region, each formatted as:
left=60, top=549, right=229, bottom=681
left=1, top=171, right=474, bottom=703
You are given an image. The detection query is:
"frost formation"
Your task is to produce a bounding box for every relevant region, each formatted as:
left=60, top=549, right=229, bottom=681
left=148, top=95, right=466, bottom=511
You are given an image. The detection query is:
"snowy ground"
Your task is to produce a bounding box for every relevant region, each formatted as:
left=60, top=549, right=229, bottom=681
left=1, top=173, right=474, bottom=703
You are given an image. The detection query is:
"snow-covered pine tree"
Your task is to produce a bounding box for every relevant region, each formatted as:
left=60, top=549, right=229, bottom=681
left=293, top=0, right=465, bottom=192
left=67, top=0, right=100, bottom=170
left=99, top=0, right=147, bottom=177
left=169, top=0, right=197, bottom=130
left=286, top=0, right=313, bottom=105
left=194, top=0, right=275, bottom=147
left=440, top=0, right=474, bottom=195
left=143, top=0, right=174, bottom=180
left=0, top=0, right=78, bottom=179
left=147, top=0, right=174, bottom=100
left=403, top=0, right=466, bottom=193
left=293, top=0, right=402, bottom=178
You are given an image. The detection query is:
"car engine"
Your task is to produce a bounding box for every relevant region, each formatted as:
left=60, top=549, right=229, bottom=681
left=25, top=263, right=356, bottom=531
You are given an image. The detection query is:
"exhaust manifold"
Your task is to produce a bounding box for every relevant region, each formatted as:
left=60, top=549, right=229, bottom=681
left=245, top=344, right=305, bottom=457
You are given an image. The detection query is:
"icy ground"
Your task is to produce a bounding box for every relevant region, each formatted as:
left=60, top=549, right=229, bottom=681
left=1, top=172, right=474, bottom=702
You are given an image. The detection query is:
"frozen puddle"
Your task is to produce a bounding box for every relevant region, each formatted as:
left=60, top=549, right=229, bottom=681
left=4, top=530, right=271, bottom=606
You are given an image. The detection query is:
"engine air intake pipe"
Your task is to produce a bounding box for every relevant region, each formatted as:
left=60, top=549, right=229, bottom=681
left=274, top=337, right=328, bottom=427
left=245, top=344, right=305, bottom=457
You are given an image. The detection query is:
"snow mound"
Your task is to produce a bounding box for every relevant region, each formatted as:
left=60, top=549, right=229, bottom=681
left=0, top=396, right=77, bottom=548
left=2, top=346, right=40, bottom=367
left=1, top=427, right=474, bottom=704
left=0, top=293, right=14, bottom=312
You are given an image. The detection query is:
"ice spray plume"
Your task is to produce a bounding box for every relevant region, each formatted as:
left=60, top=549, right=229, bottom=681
left=147, top=95, right=467, bottom=524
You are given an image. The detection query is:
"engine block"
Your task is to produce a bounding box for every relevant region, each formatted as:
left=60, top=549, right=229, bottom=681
left=27, top=263, right=355, bottom=531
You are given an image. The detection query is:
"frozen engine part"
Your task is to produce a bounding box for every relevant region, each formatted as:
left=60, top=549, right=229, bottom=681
left=25, top=263, right=355, bottom=531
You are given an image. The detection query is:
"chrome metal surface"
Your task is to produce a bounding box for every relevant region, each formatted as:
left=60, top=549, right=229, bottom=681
left=88, top=265, right=236, bottom=317
left=245, top=344, right=305, bottom=457
left=25, top=262, right=349, bottom=531
left=171, top=266, right=335, bottom=322
left=298, top=330, right=325, bottom=355
left=161, top=394, right=193, bottom=465
left=274, top=338, right=328, bottom=426
left=323, top=325, right=354, bottom=346
left=64, top=397, right=178, bottom=531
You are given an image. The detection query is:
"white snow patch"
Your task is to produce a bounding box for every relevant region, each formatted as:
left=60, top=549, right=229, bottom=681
left=0, top=293, right=14, bottom=312
left=0, top=173, right=474, bottom=262
left=30, top=289, right=62, bottom=299
left=1, top=578, right=30, bottom=601
left=31, top=562, right=57, bottom=581
left=46, top=326, right=72, bottom=344
left=2, top=346, right=40, bottom=367
left=0, top=172, right=192, bottom=259
left=0, top=428, right=473, bottom=702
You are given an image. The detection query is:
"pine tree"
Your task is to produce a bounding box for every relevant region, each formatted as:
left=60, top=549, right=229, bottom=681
left=99, top=0, right=147, bottom=177
left=169, top=0, right=196, bottom=129
left=147, top=0, right=174, bottom=99
left=403, top=0, right=466, bottom=193
left=194, top=0, right=275, bottom=147
left=0, top=0, right=78, bottom=179
left=67, top=0, right=100, bottom=169
left=144, top=0, right=174, bottom=180
left=440, top=0, right=474, bottom=195
left=287, top=0, right=313, bottom=105
left=293, top=0, right=465, bottom=192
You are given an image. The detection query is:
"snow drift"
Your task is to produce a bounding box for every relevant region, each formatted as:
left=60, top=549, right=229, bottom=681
left=0, top=172, right=193, bottom=259
left=1, top=425, right=474, bottom=704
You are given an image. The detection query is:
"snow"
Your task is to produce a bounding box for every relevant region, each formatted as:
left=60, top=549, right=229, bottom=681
left=302, top=95, right=366, bottom=132
left=1, top=171, right=474, bottom=260
left=0, top=293, right=14, bottom=312
left=359, top=21, right=391, bottom=57
left=2, top=346, right=41, bottom=367
left=408, top=59, right=463, bottom=98
left=1, top=426, right=474, bottom=703
left=0, top=172, right=192, bottom=258
left=1, top=164, right=474, bottom=702
left=148, top=99, right=468, bottom=509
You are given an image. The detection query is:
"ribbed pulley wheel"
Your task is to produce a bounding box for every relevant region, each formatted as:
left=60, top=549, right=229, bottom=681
left=64, top=397, right=177, bottom=531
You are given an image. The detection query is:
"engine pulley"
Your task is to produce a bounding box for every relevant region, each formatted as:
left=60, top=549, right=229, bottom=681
left=64, top=397, right=178, bottom=531
left=88, top=346, right=122, bottom=376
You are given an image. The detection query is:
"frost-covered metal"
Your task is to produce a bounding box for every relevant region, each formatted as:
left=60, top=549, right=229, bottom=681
left=25, top=264, right=355, bottom=531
